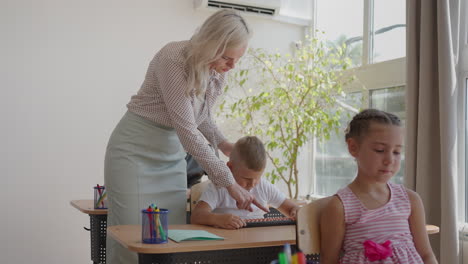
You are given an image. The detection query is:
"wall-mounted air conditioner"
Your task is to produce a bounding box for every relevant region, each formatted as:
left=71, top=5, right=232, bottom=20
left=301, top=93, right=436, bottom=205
left=194, top=0, right=281, bottom=16
left=194, top=0, right=312, bottom=26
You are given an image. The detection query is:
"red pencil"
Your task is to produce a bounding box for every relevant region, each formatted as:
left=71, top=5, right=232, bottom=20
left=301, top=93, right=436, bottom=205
left=296, top=251, right=306, bottom=264
left=147, top=206, right=154, bottom=240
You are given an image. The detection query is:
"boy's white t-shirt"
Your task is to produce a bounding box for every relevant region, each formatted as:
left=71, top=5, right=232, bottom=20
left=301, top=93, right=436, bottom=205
left=198, top=178, right=286, bottom=219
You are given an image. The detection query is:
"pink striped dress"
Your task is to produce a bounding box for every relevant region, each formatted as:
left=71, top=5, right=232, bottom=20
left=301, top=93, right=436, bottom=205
left=336, top=183, right=423, bottom=263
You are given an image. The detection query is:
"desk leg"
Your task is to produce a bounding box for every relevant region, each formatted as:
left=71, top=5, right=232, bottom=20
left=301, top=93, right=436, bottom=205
left=139, top=246, right=284, bottom=264
left=89, top=214, right=107, bottom=264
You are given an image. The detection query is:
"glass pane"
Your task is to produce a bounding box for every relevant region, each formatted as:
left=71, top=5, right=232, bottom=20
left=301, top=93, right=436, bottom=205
left=370, top=86, right=406, bottom=119
left=316, top=0, right=364, bottom=67
left=370, top=86, right=406, bottom=184
left=373, top=0, right=406, bottom=63
left=315, top=92, right=363, bottom=195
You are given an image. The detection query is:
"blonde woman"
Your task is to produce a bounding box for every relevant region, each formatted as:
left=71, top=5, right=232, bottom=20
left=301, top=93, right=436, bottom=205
left=104, top=10, right=267, bottom=263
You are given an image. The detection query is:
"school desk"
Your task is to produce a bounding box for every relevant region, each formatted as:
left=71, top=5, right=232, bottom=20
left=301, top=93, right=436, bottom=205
left=69, top=196, right=206, bottom=264
left=72, top=199, right=439, bottom=264
left=107, top=224, right=296, bottom=264
left=70, top=200, right=107, bottom=264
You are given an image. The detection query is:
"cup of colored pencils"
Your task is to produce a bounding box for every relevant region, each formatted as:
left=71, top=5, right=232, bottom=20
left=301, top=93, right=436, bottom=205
left=142, top=204, right=169, bottom=244
left=93, top=184, right=107, bottom=209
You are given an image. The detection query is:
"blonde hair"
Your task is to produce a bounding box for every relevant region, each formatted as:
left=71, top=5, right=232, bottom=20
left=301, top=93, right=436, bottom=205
left=230, top=136, right=266, bottom=171
left=186, top=9, right=252, bottom=96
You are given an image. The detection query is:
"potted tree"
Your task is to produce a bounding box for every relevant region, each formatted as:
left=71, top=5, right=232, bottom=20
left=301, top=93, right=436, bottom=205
left=218, top=35, right=355, bottom=199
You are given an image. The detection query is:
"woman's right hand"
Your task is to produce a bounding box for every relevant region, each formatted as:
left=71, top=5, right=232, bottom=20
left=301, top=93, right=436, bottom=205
left=226, top=183, right=269, bottom=213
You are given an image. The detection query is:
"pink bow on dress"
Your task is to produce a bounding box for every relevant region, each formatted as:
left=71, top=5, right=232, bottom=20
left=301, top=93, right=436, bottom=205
left=363, top=240, right=393, bottom=261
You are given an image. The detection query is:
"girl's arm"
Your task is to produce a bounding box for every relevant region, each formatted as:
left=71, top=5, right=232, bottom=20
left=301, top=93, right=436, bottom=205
left=320, top=196, right=345, bottom=264
left=407, top=189, right=438, bottom=264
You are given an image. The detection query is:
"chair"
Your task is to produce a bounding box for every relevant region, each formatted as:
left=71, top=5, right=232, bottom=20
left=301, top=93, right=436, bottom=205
left=296, top=196, right=333, bottom=257
left=186, top=153, right=207, bottom=188
left=187, top=180, right=211, bottom=223
left=190, top=180, right=211, bottom=209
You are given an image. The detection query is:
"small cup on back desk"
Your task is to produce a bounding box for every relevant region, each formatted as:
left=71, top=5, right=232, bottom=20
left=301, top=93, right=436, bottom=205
left=93, top=185, right=107, bottom=209
left=142, top=208, right=169, bottom=244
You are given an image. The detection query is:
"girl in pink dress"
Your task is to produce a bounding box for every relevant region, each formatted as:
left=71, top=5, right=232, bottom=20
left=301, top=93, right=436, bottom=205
left=320, top=109, right=437, bottom=264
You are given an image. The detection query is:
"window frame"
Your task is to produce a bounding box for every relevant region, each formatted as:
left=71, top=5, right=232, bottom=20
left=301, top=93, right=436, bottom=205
left=307, top=0, right=406, bottom=197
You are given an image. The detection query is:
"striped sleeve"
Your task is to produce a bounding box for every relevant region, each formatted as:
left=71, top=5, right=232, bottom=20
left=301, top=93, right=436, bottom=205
left=155, top=52, right=235, bottom=187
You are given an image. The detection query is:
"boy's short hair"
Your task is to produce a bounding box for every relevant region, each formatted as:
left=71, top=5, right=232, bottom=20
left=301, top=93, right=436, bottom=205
left=345, top=108, right=402, bottom=141
left=230, top=136, right=266, bottom=171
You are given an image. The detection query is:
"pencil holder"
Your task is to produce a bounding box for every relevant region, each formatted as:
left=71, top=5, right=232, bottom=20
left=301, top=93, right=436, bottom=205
left=93, top=185, right=107, bottom=209
left=142, top=209, right=169, bottom=244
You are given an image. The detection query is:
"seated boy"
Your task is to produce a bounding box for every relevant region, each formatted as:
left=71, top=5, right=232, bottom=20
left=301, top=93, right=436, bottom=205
left=190, top=136, right=299, bottom=229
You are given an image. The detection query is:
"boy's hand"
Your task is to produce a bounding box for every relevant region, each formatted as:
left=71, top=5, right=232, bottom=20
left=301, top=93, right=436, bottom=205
left=215, top=214, right=246, bottom=229
left=252, top=198, right=270, bottom=213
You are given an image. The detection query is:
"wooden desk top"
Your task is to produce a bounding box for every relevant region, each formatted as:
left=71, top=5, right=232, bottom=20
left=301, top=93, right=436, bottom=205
left=108, top=224, right=296, bottom=254
left=70, top=200, right=108, bottom=215
left=71, top=199, right=439, bottom=235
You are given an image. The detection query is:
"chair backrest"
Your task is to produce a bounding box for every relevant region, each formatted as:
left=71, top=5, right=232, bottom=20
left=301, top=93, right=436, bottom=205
left=189, top=180, right=211, bottom=212
left=296, top=196, right=333, bottom=255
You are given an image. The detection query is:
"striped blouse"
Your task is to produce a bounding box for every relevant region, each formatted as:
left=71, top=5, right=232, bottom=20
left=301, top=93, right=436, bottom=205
left=127, top=40, right=235, bottom=188
left=336, top=183, right=423, bottom=263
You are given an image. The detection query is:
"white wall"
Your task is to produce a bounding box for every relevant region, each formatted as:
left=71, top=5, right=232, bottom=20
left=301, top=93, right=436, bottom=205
left=0, top=1, right=304, bottom=263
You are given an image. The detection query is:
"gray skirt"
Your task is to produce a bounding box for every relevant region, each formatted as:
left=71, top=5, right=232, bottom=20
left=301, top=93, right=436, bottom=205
left=104, top=111, right=187, bottom=264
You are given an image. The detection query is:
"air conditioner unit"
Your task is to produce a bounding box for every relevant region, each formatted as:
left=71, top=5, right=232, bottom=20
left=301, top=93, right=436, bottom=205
left=194, top=0, right=281, bottom=17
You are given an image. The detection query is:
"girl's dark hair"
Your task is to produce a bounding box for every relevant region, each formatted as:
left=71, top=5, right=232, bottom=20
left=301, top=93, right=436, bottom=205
left=345, top=109, right=402, bottom=141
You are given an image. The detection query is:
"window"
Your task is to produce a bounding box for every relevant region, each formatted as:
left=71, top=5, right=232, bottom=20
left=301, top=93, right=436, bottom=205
left=310, top=0, right=406, bottom=196
left=314, top=92, right=362, bottom=195
left=315, top=0, right=363, bottom=67
left=314, top=87, right=406, bottom=196
left=373, top=1, right=406, bottom=63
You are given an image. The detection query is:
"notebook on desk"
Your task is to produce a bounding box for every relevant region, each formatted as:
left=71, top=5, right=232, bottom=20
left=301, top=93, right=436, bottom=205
left=168, top=229, right=224, bottom=243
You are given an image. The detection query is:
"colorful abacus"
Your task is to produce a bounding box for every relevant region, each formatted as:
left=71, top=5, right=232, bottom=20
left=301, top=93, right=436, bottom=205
left=244, top=217, right=296, bottom=228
